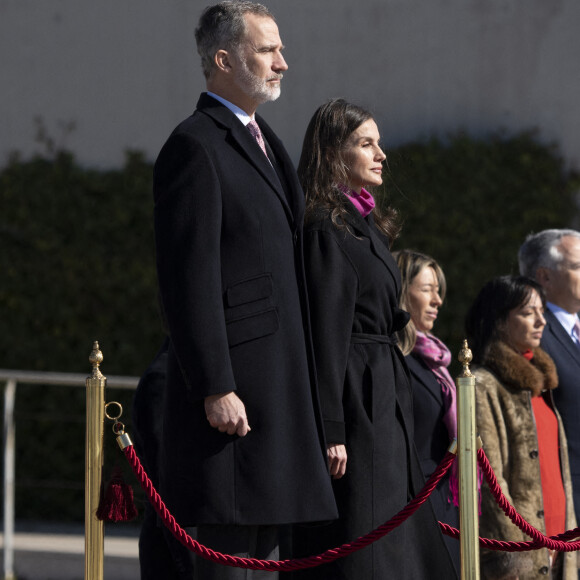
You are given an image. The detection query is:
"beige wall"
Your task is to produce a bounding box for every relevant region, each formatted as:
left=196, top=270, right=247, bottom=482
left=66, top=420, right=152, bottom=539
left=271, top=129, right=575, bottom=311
left=2, top=0, right=579, bottom=167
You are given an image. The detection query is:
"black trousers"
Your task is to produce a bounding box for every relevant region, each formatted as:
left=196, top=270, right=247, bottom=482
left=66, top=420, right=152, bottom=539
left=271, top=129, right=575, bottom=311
left=138, top=503, right=194, bottom=579
left=186, top=524, right=279, bottom=579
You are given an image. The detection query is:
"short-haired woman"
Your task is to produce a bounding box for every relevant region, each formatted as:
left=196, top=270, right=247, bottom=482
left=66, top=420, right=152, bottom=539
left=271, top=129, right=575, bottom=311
left=395, top=249, right=460, bottom=575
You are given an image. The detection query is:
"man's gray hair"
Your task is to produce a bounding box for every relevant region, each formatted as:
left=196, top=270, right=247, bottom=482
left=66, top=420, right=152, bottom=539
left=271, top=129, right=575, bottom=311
left=518, top=229, right=580, bottom=278
left=195, top=1, right=274, bottom=80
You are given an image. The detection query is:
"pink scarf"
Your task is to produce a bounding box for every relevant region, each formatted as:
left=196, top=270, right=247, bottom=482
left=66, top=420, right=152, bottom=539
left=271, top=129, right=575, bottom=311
left=413, top=331, right=457, bottom=439
left=413, top=331, right=463, bottom=507
left=412, top=331, right=482, bottom=511
left=339, top=185, right=375, bottom=217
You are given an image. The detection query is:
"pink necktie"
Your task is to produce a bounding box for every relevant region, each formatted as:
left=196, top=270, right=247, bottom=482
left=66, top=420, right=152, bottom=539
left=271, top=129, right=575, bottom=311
left=247, top=120, right=268, bottom=158
left=574, top=318, right=580, bottom=347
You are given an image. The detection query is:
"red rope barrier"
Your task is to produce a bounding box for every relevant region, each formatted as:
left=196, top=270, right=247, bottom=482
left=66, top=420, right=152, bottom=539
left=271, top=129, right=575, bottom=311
left=122, top=442, right=580, bottom=570
left=475, top=448, right=580, bottom=552
left=440, top=522, right=580, bottom=553
left=123, top=445, right=456, bottom=571
left=439, top=450, right=580, bottom=553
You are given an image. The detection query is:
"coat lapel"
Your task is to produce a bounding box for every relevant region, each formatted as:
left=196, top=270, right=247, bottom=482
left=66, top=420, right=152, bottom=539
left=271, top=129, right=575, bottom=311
left=544, top=309, right=580, bottom=364
left=259, top=118, right=305, bottom=226
left=196, top=94, right=293, bottom=220
left=341, top=204, right=400, bottom=292
left=410, top=357, right=445, bottom=406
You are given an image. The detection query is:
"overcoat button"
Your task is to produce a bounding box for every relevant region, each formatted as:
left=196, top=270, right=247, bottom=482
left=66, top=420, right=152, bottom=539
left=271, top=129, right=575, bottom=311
left=529, top=449, right=539, bottom=459
left=537, top=509, right=544, bottom=518
left=539, top=566, right=549, bottom=575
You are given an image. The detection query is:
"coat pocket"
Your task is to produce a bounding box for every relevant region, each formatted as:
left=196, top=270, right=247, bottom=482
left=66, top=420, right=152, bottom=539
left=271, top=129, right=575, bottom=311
left=225, top=273, right=273, bottom=307
left=226, top=308, right=279, bottom=347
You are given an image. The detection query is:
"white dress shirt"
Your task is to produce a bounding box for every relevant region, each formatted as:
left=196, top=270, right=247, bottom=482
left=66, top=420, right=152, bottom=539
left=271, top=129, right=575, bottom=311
left=547, top=302, right=580, bottom=345
left=206, top=91, right=253, bottom=126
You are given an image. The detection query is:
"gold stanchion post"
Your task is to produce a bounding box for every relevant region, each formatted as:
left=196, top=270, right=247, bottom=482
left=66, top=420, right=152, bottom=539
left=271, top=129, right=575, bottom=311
left=85, top=342, right=105, bottom=580
left=457, top=340, right=480, bottom=579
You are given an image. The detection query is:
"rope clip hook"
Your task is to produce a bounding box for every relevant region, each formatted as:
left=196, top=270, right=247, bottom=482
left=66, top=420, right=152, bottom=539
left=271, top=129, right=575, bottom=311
left=104, top=401, right=133, bottom=450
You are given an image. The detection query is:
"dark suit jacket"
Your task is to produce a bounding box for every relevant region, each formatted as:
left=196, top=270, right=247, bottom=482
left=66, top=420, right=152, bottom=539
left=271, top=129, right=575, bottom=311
left=153, top=93, right=337, bottom=526
left=540, top=308, right=580, bottom=524
left=406, top=353, right=460, bottom=576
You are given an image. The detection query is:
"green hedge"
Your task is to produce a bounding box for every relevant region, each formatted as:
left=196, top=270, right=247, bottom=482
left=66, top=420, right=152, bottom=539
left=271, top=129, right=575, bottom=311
left=0, top=150, right=162, bottom=523
left=0, top=129, right=578, bottom=522
left=0, top=149, right=162, bottom=375
left=385, top=130, right=580, bottom=363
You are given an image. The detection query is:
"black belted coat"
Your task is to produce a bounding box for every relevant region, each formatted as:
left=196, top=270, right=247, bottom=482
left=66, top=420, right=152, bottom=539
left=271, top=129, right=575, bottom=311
left=292, top=204, right=457, bottom=579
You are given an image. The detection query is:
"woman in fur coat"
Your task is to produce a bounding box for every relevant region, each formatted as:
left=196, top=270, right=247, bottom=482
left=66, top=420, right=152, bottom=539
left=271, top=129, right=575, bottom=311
left=466, top=275, right=577, bottom=580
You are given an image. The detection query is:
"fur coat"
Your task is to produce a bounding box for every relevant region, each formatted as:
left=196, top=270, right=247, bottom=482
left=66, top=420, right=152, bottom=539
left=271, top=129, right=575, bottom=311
left=474, top=341, right=578, bottom=580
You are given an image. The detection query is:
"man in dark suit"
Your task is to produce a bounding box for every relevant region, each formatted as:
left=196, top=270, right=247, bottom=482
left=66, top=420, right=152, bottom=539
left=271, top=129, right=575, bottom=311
left=153, top=3, right=337, bottom=578
left=132, top=339, right=194, bottom=580
left=519, top=229, right=580, bottom=533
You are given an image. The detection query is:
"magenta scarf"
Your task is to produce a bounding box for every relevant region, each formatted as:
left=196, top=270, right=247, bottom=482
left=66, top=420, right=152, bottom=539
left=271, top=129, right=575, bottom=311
left=413, top=331, right=457, bottom=439
left=339, top=185, right=375, bottom=217
left=413, top=331, right=482, bottom=511
left=413, top=331, right=464, bottom=508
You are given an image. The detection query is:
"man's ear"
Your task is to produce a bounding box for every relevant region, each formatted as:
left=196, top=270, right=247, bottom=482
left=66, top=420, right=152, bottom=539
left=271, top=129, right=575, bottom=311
left=214, top=49, right=232, bottom=74
left=535, top=267, right=551, bottom=286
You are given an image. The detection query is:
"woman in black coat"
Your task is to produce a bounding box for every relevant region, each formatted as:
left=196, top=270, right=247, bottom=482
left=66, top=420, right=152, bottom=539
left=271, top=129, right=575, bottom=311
left=395, top=249, right=460, bottom=576
left=291, top=99, right=456, bottom=579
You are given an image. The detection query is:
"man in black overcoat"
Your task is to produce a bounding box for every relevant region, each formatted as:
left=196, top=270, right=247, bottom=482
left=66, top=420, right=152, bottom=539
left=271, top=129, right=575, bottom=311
left=519, top=228, right=580, bottom=551
left=153, top=2, right=337, bottom=577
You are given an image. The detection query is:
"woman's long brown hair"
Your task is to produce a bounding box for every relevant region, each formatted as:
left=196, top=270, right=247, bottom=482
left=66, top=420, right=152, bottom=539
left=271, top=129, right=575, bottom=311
left=298, top=98, right=400, bottom=243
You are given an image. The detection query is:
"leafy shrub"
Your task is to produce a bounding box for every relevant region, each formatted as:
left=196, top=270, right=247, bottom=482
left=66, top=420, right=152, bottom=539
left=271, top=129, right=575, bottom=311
left=0, top=150, right=162, bottom=522
left=0, top=149, right=162, bottom=375
left=384, top=131, right=580, bottom=362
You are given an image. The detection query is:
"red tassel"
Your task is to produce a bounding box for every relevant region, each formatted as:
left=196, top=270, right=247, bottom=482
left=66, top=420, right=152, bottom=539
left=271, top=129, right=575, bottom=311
left=97, top=466, right=138, bottom=522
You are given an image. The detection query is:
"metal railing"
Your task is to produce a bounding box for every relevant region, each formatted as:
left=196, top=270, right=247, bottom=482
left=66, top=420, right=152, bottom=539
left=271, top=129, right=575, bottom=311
left=0, top=367, right=138, bottom=580
left=2, top=339, right=482, bottom=579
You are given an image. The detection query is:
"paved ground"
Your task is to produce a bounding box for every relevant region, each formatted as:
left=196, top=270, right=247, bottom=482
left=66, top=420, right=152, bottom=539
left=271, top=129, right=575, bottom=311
left=0, top=524, right=140, bottom=580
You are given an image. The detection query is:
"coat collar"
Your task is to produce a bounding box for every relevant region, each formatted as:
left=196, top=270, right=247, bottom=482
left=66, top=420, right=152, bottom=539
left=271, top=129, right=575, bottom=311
left=483, top=341, right=558, bottom=397
left=339, top=202, right=401, bottom=292
left=195, top=93, right=294, bottom=219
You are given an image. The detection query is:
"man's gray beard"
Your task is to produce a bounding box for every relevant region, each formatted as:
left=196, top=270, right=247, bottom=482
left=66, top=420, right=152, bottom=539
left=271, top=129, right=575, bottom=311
left=235, top=60, right=281, bottom=104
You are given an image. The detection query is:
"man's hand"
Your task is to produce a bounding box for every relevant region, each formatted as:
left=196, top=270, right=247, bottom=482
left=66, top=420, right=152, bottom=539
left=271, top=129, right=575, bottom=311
left=327, top=444, right=347, bottom=479
left=204, top=391, right=251, bottom=437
